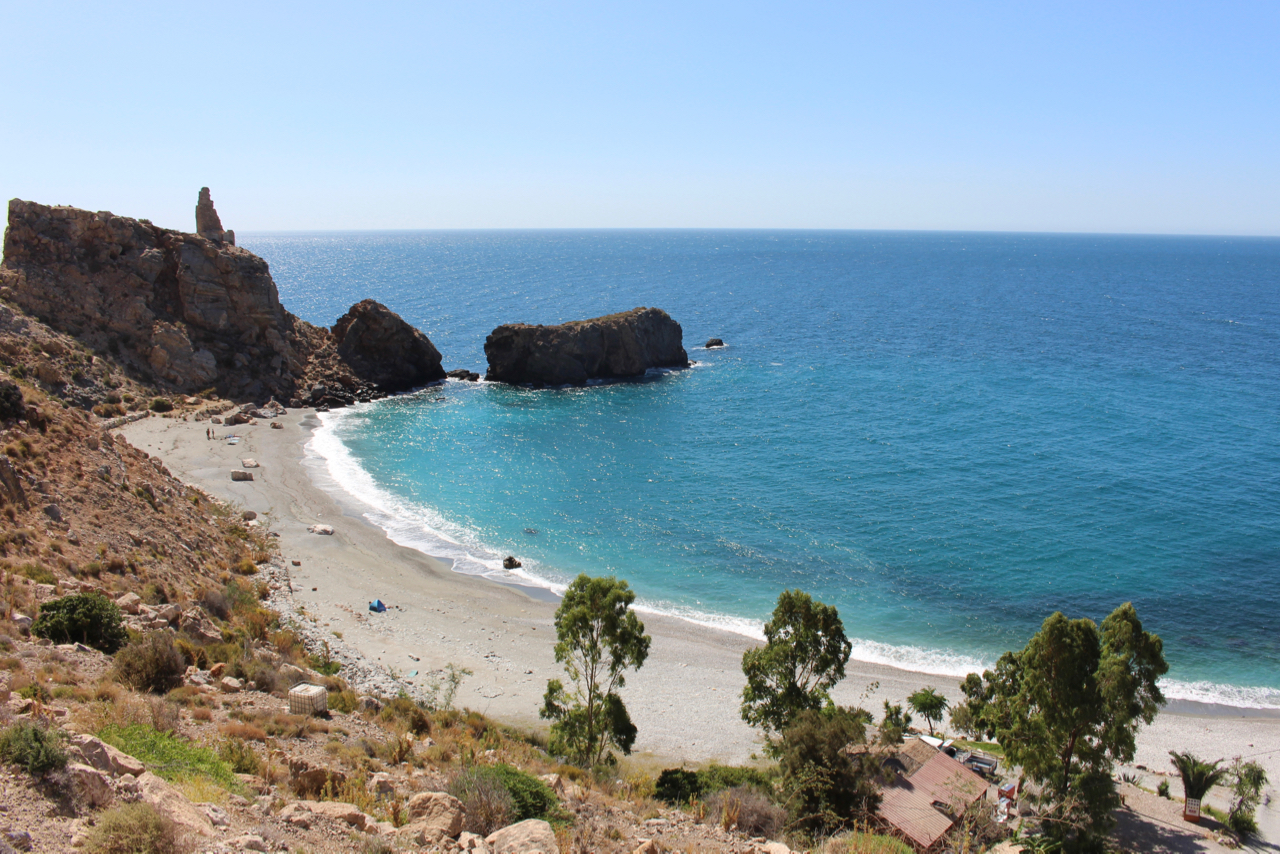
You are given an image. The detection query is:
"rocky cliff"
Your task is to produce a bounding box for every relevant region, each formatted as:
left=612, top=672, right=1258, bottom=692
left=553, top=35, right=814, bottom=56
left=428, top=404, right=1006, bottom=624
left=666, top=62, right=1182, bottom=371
left=0, top=196, right=443, bottom=404
left=484, top=307, right=689, bottom=386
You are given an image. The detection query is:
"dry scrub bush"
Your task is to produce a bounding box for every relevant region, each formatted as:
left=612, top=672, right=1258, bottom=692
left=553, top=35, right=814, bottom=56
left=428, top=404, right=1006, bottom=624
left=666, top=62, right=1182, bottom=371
left=706, top=785, right=785, bottom=838
left=218, top=738, right=262, bottom=775
left=85, top=802, right=190, bottom=854
left=448, top=765, right=516, bottom=836
left=113, top=633, right=186, bottom=694
left=221, top=722, right=267, bottom=742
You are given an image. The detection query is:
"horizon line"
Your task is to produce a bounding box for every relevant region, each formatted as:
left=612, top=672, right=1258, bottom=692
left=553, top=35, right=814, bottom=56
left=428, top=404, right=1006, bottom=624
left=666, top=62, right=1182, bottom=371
left=235, top=225, right=1280, bottom=240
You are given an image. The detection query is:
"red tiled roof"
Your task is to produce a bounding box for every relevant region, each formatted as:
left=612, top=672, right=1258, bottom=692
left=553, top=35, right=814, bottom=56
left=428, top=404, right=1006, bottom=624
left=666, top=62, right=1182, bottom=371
left=911, top=752, right=988, bottom=811
left=879, top=786, right=954, bottom=849
left=877, top=751, right=990, bottom=850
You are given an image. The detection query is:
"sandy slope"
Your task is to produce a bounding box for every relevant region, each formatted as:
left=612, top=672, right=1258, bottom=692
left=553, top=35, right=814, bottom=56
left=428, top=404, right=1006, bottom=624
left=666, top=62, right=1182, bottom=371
left=118, top=408, right=1280, bottom=839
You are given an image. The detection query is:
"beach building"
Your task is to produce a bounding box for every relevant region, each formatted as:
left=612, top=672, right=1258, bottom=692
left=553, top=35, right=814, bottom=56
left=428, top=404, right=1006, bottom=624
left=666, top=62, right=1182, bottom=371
left=873, top=742, right=992, bottom=851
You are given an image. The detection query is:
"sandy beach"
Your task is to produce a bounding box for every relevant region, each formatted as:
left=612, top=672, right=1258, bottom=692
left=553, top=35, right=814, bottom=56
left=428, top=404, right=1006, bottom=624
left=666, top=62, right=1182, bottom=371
left=118, top=405, right=1280, bottom=837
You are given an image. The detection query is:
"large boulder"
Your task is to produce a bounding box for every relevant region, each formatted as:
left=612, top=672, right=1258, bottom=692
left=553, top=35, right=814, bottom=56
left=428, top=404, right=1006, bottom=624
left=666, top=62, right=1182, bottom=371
left=401, top=791, right=465, bottom=843
left=484, top=307, right=689, bottom=387
left=67, top=762, right=113, bottom=808
left=69, top=733, right=145, bottom=777
left=485, top=819, right=558, bottom=854
left=287, top=756, right=346, bottom=797
left=331, top=299, right=446, bottom=393
left=137, top=771, right=215, bottom=837
left=299, top=800, right=374, bottom=831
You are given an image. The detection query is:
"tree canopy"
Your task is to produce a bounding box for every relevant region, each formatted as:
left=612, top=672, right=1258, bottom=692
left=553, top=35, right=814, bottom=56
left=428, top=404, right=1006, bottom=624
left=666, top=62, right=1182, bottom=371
left=741, top=590, right=852, bottom=735
left=956, top=603, right=1167, bottom=846
left=540, top=574, right=651, bottom=767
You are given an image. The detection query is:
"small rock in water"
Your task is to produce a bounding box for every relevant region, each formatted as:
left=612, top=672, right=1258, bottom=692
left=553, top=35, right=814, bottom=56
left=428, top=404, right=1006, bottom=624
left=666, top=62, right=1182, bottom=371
left=705, top=337, right=725, bottom=348
left=503, top=555, right=522, bottom=569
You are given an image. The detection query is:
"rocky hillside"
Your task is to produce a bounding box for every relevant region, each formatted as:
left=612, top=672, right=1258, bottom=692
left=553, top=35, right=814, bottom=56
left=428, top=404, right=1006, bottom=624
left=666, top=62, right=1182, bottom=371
left=0, top=380, right=811, bottom=853
left=484, top=308, right=689, bottom=387
left=0, top=194, right=442, bottom=406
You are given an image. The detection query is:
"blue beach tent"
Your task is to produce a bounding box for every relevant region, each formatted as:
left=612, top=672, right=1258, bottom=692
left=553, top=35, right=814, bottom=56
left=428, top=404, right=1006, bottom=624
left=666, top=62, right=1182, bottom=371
left=369, top=599, right=387, bottom=613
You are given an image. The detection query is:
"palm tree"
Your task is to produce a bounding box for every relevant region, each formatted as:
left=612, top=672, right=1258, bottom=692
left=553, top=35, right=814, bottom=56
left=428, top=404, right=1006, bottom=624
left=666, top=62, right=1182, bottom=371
left=907, top=687, right=949, bottom=736
left=1169, top=751, right=1227, bottom=823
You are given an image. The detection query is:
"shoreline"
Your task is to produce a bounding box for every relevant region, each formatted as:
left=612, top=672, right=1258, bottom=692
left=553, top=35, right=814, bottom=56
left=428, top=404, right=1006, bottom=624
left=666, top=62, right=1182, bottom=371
left=116, top=408, right=1280, bottom=777
left=309, top=396, right=1280, bottom=714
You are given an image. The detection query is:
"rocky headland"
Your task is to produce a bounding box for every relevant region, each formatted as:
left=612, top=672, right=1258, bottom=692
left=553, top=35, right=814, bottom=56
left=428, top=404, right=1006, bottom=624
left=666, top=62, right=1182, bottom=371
left=0, top=192, right=442, bottom=407
left=483, top=307, right=689, bottom=386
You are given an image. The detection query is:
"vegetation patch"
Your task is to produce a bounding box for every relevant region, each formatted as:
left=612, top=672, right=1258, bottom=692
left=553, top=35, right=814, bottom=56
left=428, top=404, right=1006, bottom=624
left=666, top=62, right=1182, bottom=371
left=84, top=802, right=190, bottom=854
left=31, top=591, right=128, bottom=653
left=99, top=723, right=242, bottom=792
left=0, top=720, right=68, bottom=776
left=113, top=632, right=187, bottom=694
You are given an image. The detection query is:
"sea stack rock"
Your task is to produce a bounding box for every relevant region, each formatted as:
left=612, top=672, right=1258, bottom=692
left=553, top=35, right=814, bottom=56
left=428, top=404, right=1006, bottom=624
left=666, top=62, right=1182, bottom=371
left=484, top=307, right=689, bottom=387
left=331, top=299, right=446, bottom=393
left=195, top=187, right=235, bottom=245
left=705, top=338, right=725, bottom=348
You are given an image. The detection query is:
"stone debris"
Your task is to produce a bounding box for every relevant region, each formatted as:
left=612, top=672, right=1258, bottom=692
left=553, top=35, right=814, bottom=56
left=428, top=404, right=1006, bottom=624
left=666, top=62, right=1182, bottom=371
left=230, top=470, right=254, bottom=482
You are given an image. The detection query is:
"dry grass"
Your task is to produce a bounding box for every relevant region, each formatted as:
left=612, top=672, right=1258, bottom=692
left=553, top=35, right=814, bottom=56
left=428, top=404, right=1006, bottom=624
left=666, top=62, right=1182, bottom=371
left=220, top=722, right=267, bottom=742
left=84, top=802, right=191, bottom=854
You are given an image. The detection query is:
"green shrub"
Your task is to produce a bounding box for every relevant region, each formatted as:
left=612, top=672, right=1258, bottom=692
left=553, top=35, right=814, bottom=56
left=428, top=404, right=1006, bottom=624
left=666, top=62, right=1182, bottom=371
left=698, top=763, right=773, bottom=797
left=113, top=633, right=187, bottom=694
left=15, top=563, right=56, bottom=584
left=0, top=381, right=24, bottom=422
left=1157, top=779, right=1170, bottom=798
left=657, top=763, right=779, bottom=804
left=448, top=766, right=516, bottom=835
left=492, top=763, right=561, bottom=823
left=99, top=724, right=241, bottom=791
left=0, top=720, right=68, bottom=775
left=655, top=768, right=702, bottom=804
left=148, top=398, right=174, bottom=413
left=217, top=739, right=262, bottom=775
left=84, top=802, right=189, bottom=854
left=31, top=592, right=128, bottom=653
left=778, top=707, right=880, bottom=839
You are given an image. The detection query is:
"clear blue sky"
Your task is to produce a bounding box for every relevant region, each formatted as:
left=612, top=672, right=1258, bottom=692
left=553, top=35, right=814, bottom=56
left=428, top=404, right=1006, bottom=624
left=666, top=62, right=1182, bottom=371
left=2, top=1, right=1277, bottom=234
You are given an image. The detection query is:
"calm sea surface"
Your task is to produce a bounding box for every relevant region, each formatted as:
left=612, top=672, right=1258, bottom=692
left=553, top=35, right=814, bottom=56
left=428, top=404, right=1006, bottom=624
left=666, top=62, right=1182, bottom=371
left=241, top=230, right=1280, bottom=708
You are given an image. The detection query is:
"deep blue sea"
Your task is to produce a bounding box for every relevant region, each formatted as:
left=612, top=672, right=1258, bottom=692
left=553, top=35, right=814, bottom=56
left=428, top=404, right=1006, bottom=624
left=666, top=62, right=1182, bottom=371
left=240, top=230, right=1280, bottom=708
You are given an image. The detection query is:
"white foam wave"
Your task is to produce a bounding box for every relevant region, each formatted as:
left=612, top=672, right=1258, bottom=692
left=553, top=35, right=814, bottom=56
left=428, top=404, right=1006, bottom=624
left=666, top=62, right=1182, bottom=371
left=845, top=638, right=994, bottom=679
left=307, top=404, right=567, bottom=595
left=1160, top=679, right=1280, bottom=710
left=306, top=406, right=1280, bottom=712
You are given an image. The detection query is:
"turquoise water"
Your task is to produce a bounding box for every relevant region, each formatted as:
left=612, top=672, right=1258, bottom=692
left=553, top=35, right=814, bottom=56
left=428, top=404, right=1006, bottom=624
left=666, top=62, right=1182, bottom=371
left=242, top=230, right=1280, bottom=707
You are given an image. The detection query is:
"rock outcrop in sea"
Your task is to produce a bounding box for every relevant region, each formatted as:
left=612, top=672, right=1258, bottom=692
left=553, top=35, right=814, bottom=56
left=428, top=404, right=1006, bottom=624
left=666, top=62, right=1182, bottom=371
left=483, top=307, right=690, bottom=386
left=0, top=193, right=444, bottom=404
left=332, top=299, right=446, bottom=392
